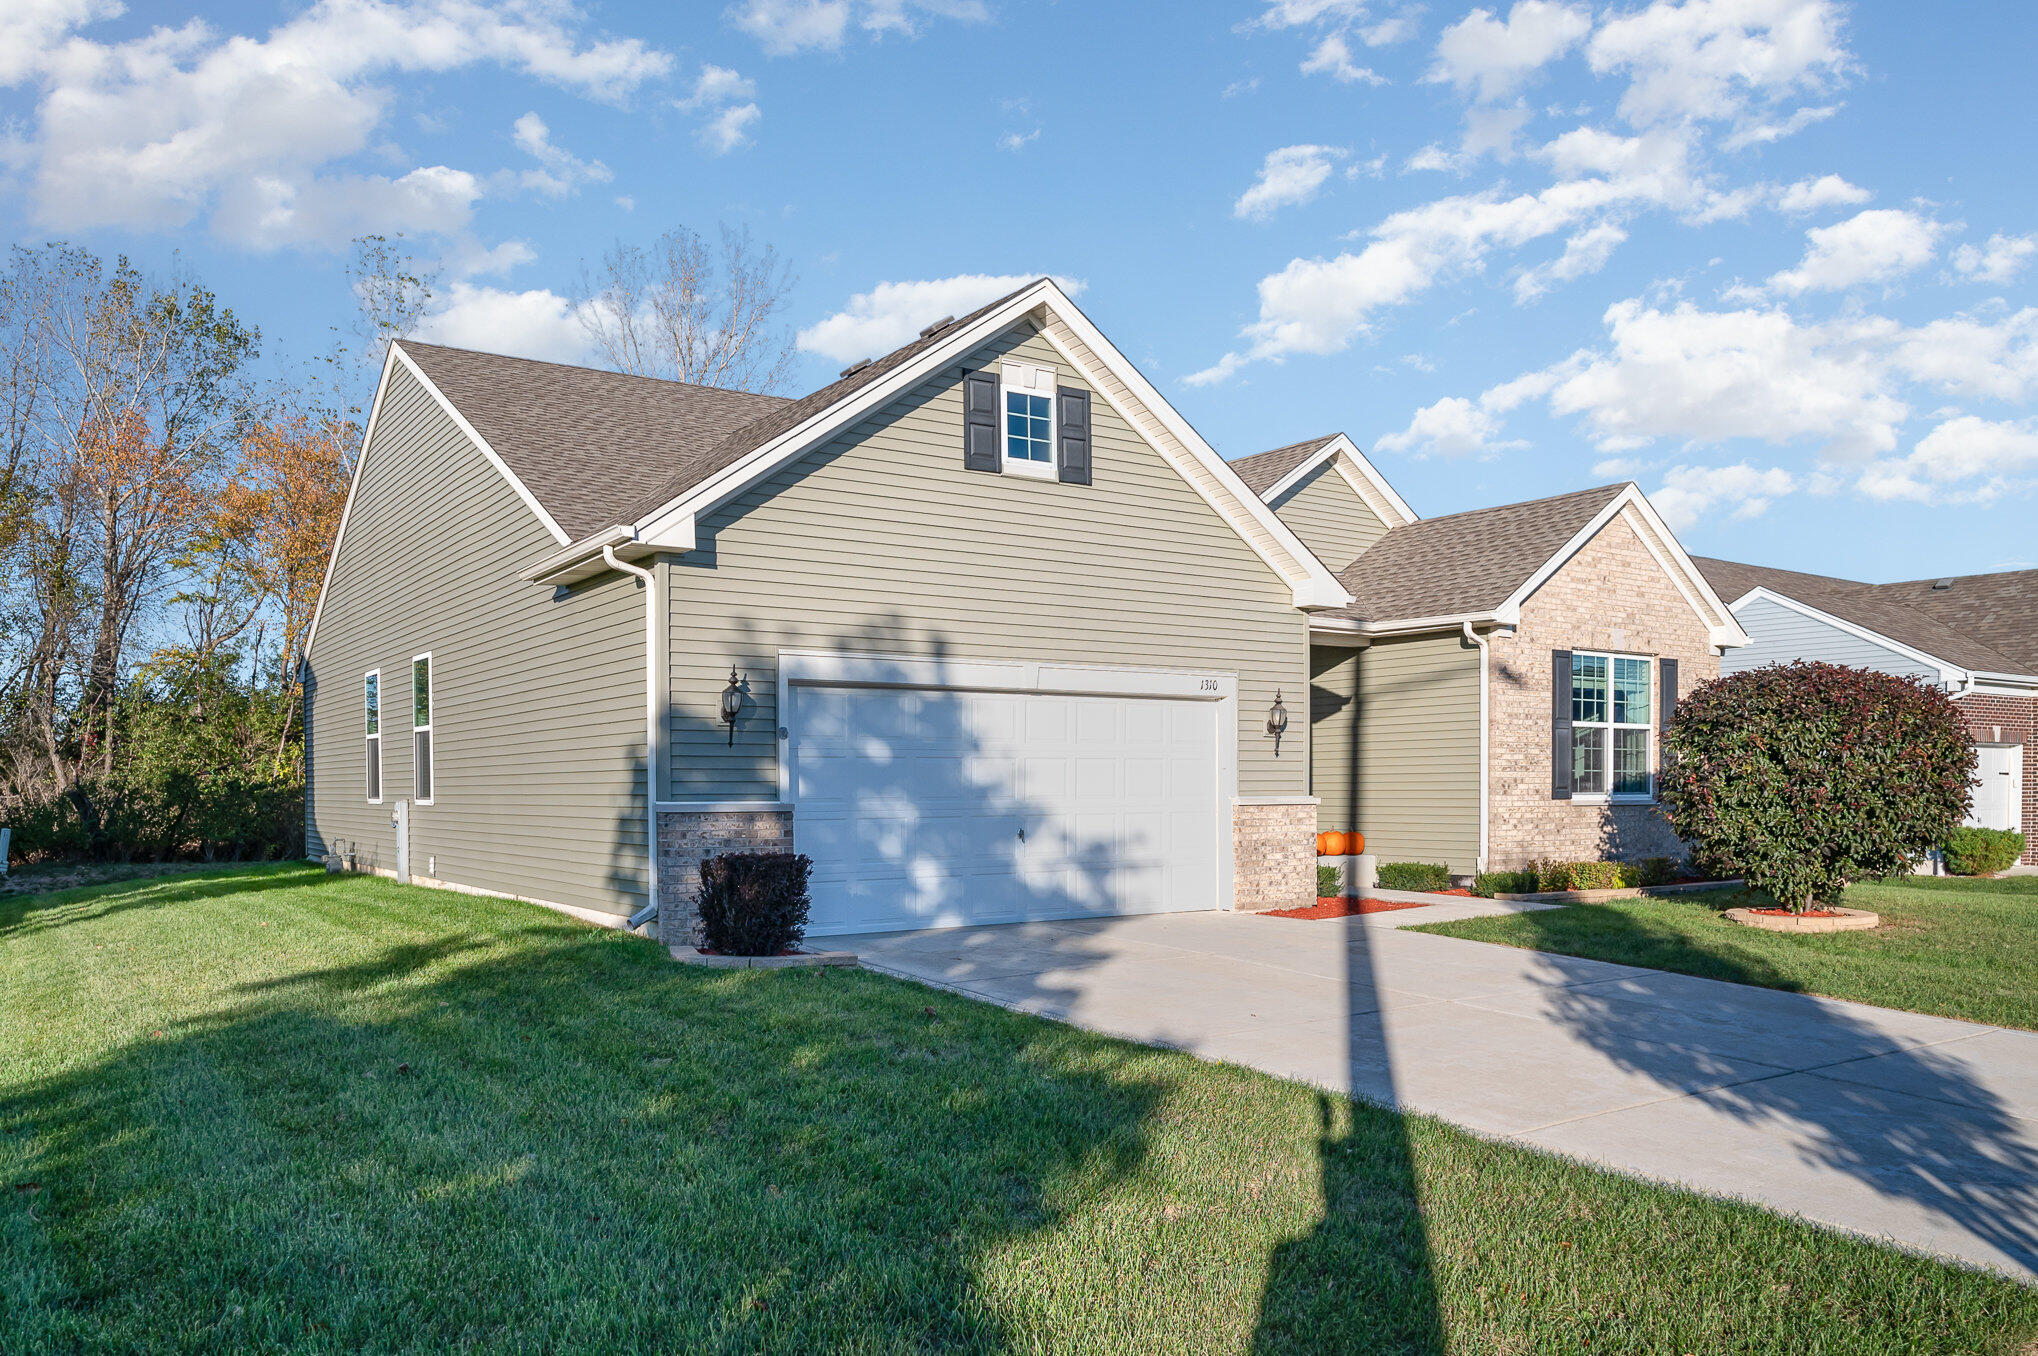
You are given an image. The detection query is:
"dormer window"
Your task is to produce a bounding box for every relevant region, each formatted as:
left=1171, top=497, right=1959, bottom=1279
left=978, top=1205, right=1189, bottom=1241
left=1001, top=361, right=1058, bottom=479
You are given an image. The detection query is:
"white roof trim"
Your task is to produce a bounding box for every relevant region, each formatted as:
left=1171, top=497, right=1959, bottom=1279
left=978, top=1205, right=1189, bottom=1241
left=634, top=278, right=1351, bottom=611
left=1497, top=485, right=1750, bottom=649
left=1731, top=586, right=1965, bottom=683
left=1312, top=611, right=1500, bottom=638
left=302, top=343, right=571, bottom=661
left=1260, top=433, right=1418, bottom=527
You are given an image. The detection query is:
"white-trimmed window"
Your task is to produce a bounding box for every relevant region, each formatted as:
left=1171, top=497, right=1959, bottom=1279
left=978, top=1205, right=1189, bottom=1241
left=1571, top=652, right=1652, bottom=799
left=412, top=653, right=434, bottom=804
left=1001, top=361, right=1057, bottom=479
left=364, top=670, right=382, bottom=803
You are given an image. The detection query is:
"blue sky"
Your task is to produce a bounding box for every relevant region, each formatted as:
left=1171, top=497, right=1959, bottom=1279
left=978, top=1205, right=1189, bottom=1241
left=4, top=0, right=2034, bottom=579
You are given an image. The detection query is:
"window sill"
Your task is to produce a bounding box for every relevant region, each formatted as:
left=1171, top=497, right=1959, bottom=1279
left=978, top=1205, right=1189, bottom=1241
left=1002, top=457, right=1058, bottom=481
left=1570, top=794, right=1658, bottom=807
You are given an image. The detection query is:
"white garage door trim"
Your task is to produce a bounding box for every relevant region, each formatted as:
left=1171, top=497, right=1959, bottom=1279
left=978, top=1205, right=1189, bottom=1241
left=776, top=650, right=1238, bottom=924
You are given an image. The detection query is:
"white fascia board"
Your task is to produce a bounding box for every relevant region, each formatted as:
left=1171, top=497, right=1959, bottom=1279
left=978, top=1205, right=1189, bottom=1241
left=1262, top=434, right=1419, bottom=527
left=636, top=278, right=1352, bottom=612
left=1310, top=611, right=1499, bottom=639
left=1971, top=675, right=2038, bottom=694
left=392, top=344, right=570, bottom=547
left=1735, top=586, right=1964, bottom=683
left=1494, top=485, right=1750, bottom=649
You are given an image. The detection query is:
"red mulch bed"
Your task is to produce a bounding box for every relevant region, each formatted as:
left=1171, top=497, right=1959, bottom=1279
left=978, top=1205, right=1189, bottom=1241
left=1745, top=907, right=1848, bottom=919
left=1269, top=896, right=1436, bottom=919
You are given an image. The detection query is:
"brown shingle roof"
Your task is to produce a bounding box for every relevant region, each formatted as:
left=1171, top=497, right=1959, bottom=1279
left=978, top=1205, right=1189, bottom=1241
left=1229, top=435, right=1339, bottom=497
left=397, top=279, right=1044, bottom=543
left=1320, top=483, right=1625, bottom=625
left=1693, top=556, right=2033, bottom=676
left=397, top=342, right=787, bottom=541
left=1873, top=570, right=2038, bottom=673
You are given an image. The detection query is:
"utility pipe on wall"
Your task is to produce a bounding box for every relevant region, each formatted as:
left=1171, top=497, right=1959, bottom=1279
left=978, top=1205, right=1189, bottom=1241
left=1463, top=620, right=1490, bottom=873
left=604, top=544, right=661, bottom=933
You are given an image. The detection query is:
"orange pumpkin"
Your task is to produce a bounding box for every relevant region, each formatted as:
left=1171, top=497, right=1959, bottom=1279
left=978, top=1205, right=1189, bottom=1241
left=1348, top=831, right=1364, bottom=856
left=1319, top=830, right=1348, bottom=857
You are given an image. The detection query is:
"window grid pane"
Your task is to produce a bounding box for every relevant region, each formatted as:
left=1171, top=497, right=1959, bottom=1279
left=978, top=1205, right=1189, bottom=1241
left=413, top=658, right=431, bottom=728
left=1572, top=727, right=1607, bottom=795
left=1612, top=656, right=1651, bottom=726
left=1005, top=391, right=1052, bottom=462
left=1571, top=653, right=1607, bottom=724
left=1614, top=728, right=1649, bottom=796
left=365, top=673, right=379, bottom=736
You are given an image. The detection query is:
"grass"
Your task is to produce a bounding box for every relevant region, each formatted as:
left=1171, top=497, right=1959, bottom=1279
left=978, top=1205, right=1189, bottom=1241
left=1415, top=874, right=2038, bottom=1031
left=3, top=866, right=2034, bottom=1353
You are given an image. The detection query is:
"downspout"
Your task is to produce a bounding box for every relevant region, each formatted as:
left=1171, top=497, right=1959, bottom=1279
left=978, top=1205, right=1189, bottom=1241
left=605, top=544, right=661, bottom=933
left=1463, top=621, right=1490, bottom=874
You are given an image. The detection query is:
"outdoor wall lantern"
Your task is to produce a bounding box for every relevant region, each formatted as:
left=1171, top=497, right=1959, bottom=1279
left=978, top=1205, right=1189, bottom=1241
left=719, top=667, right=744, bottom=745
left=1267, top=688, right=1289, bottom=754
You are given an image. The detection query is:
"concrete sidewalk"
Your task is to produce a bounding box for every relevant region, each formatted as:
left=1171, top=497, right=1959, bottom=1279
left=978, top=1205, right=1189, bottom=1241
left=836, top=908, right=2038, bottom=1282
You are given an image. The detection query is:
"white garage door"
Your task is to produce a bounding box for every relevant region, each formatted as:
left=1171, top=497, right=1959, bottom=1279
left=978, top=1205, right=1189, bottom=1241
left=789, top=683, right=1221, bottom=935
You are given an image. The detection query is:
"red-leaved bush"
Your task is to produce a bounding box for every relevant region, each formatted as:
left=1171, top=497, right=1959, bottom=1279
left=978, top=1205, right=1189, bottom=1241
left=1657, top=662, right=1972, bottom=913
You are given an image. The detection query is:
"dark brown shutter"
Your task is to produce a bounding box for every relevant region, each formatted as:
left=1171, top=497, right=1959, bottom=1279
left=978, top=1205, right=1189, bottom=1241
left=1552, top=649, right=1574, bottom=800
left=1659, top=658, right=1678, bottom=732
left=1056, top=386, right=1091, bottom=485
left=963, top=369, right=1000, bottom=473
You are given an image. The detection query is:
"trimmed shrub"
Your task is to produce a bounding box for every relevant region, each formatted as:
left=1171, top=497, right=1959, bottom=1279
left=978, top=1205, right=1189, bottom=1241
left=1943, top=827, right=2026, bottom=877
left=1473, top=870, right=1533, bottom=898
left=1377, top=861, right=1451, bottom=892
left=1658, top=662, right=1972, bottom=913
left=697, top=852, right=813, bottom=956
left=1316, top=863, right=1343, bottom=897
left=1638, top=856, right=1679, bottom=887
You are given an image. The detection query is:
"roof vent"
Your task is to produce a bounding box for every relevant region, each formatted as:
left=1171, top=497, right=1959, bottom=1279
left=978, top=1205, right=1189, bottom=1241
left=1932, top=578, right=1954, bottom=590
left=838, top=358, right=872, bottom=378
left=918, top=315, right=956, bottom=339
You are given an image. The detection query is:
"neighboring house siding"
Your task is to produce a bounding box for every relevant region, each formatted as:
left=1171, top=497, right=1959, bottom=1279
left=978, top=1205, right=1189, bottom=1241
left=1309, top=634, right=1482, bottom=873
left=1267, top=461, right=1392, bottom=570
left=305, top=363, right=649, bottom=919
left=1722, top=596, right=1942, bottom=683
left=662, top=323, right=1307, bottom=801
left=1955, top=691, right=2037, bottom=865
left=1487, top=510, right=1719, bottom=869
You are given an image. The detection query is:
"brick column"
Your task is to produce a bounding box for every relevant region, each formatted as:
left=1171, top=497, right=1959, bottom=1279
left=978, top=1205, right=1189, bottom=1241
left=1233, top=801, right=1317, bottom=911
left=1955, top=693, right=2037, bottom=866
left=657, top=807, right=796, bottom=947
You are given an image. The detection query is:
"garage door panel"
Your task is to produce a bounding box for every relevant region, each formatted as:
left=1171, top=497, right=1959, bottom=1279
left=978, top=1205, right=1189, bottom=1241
left=791, top=682, right=1221, bottom=935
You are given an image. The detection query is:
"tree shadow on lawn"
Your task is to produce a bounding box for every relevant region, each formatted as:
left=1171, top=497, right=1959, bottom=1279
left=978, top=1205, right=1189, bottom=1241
left=1495, top=901, right=2038, bottom=1280
left=0, top=861, right=321, bottom=941
left=0, top=912, right=1213, bottom=1351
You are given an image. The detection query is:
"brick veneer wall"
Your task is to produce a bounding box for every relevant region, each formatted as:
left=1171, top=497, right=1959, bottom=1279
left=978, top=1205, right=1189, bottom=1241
left=1486, top=511, right=1722, bottom=870
left=656, top=807, right=796, bottom=947
left=1955, top=691, right=2037, bottom=865
left=1234, top=801, right=1317, bottom=911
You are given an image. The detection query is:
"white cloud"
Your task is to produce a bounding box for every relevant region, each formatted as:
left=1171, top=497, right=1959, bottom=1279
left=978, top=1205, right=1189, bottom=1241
left=1427, top=1, right=1591, bottom=103
left=795, top=273, right=1085, bottom=364
left=1953, top=232, right=2038, bottom=286
left=701, top=101, right=762, bottom=154
left=416, top=282, right=589, bottom=362
left=1887, top=308, right=2038, bottom=403
left=1776, top=173, right=1869, bottom=214
left=1235, top=144, right=1345, bottom=221
left=510, top=112, right=610, bottom=196
left=998, top=127, right=1040, bottom=152
left=1300, top=33, right=1386, bottom=84
left=1649, top=463, right=1795, bottom=528
left=1767, top=207, right=1944, bottom=294
left=1859, top=416, right=2038, bottom=504
left=1586, top=0, right=1851, bottom=133
left=1359, top=10, right=1422, bottom=45
left=728, top=0, right=985, bottom=55
left=1544, top=298, right=1907, bottom=456
left=11, top=0, right=670, bottom=248
left=1251, top=0, right=1373, bottom=30
left=677, top=64, right=760, bottom=154
left=0, top=0, right=121, bottom=86
left=1513, top=220, right=1626, bottom=302
left=1375, top=395, right=1526, bottom=458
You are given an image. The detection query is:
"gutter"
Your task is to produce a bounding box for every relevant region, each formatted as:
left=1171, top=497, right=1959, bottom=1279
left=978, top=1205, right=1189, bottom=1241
left=603, top=543, right=662, bottom=934
left=1311, top=610, right=1502, bottom=640
left=1463, top=620, right=1490, bottom=873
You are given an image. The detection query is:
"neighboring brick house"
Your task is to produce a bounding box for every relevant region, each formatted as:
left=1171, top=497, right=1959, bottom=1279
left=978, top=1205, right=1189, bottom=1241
left=1234, top=438, right=1747, bottom=882
left=1697, top=559, right=2038, bottom=866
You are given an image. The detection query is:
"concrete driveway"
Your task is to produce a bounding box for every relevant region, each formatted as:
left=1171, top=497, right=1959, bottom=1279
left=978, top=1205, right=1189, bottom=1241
left=836, top=904, right=2038, bottom=1282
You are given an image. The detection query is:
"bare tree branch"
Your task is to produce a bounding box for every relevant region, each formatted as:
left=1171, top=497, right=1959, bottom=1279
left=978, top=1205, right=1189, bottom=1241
left=573, top=225, right=797, bottom=393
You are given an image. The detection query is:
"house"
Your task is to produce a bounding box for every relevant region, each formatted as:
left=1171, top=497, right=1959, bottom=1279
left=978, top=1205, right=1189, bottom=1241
left=1695, top=558, right=2036, bottom=865
left=302, top=278, right=1744, bottom=942
left=1232, top=439, right=1746, bottom=882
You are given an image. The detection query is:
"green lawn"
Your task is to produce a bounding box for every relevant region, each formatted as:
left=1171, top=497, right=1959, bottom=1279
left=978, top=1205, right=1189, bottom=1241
left=5, top=867, right=2035, bottom=1353
left=1417, top=874, right=2038, bottom=1031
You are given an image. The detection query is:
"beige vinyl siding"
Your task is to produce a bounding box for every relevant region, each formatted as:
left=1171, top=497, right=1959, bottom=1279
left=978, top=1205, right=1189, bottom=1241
left=1268, top=462, right=1392, bottom=571
left=1309, top=634, right=1481, bottom=873
left=306, top=363, right=648, bottom=920
left=664, top=323, right=1307, bottom=800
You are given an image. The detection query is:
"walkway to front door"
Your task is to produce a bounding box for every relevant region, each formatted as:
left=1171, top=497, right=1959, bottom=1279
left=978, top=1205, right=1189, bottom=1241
left=836, top=906, right=2038, bottom=1281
